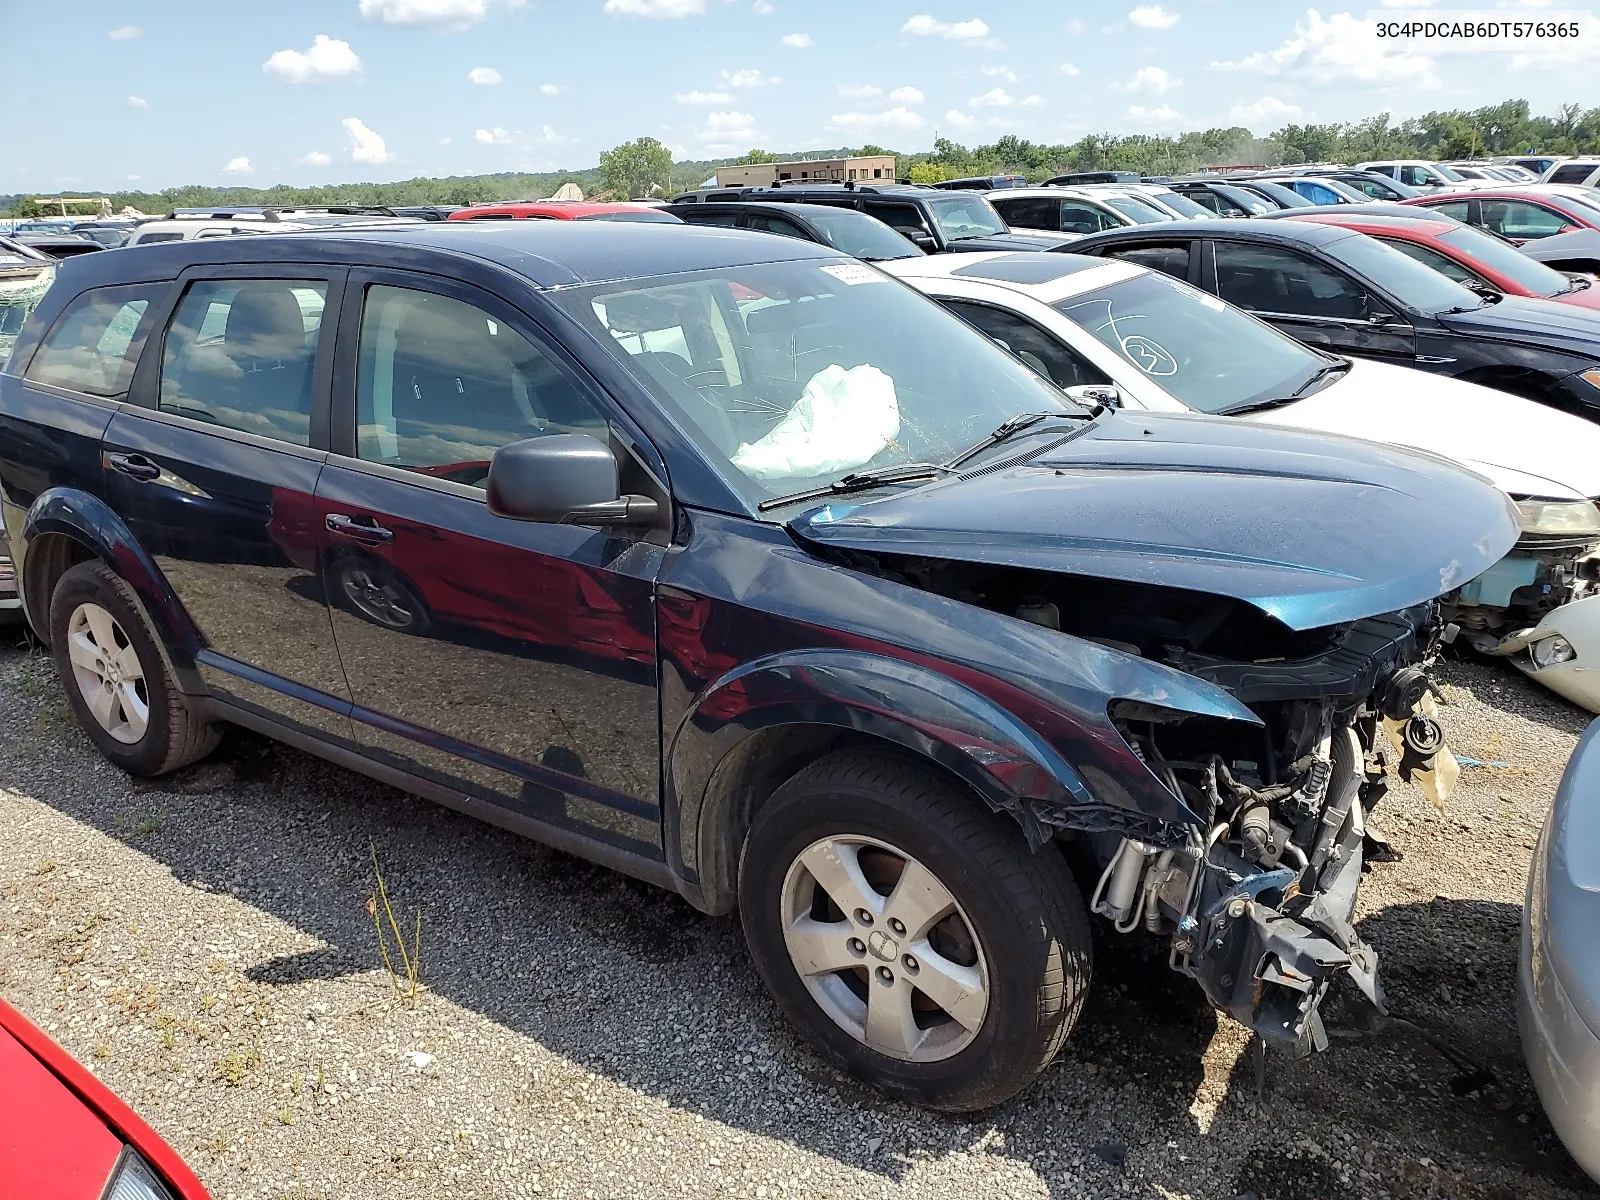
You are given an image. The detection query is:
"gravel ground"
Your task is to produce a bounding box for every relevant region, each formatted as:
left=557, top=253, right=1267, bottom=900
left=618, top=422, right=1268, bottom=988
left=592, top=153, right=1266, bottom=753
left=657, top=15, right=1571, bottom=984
left=1, top=624, right=1597, bottom=1200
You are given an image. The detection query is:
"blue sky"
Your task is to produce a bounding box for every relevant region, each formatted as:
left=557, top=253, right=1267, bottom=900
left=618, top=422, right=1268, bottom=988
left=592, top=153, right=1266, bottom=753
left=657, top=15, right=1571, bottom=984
left=2, top=1, right=1594, bottom=192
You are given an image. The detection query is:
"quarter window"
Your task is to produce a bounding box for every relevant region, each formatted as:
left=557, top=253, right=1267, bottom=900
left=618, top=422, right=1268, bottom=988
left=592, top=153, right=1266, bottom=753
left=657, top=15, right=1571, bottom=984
left=25, top=284, right=163, bottom=397
left=1213, top=242, right=1370, bottom=320
left=1424, top=199, right=1472, bottom=223
left=1102, top=242, right=1190, bottom=280
left=158, top=279, right=328, bottom=446
left=355, top=285, right=606, bottom=488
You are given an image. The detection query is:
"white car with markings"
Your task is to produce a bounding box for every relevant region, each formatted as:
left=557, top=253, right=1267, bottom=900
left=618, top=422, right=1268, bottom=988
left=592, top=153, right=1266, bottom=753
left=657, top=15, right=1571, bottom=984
left=883, top=250, right=1600, bottom=712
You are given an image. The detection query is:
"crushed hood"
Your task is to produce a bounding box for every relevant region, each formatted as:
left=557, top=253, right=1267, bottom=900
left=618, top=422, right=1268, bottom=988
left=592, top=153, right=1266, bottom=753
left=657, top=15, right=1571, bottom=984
left=791, top=410, right=1521, bottom=632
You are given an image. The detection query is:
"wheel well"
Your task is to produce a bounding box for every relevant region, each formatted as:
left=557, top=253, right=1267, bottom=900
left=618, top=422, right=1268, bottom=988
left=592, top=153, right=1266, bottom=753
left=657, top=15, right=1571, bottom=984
left=20, top=532, right=95, bottom=641
left=689, top=723, right=1006, bottom=916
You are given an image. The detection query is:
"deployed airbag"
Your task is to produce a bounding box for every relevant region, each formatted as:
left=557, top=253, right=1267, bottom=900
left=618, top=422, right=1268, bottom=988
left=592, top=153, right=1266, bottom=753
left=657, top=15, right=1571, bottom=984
left=731, top=363, right=900, bottom=480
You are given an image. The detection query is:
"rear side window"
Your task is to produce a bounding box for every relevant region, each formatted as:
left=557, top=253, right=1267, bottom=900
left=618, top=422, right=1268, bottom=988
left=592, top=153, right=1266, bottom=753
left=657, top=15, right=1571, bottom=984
left=158, top=279, right=329, bottom=446
left=132, top=232, right=185, bottom=244
left=995, top=197, right=1059, bottom=230
left=24, top=284, right=163, bottom=397
left=1549, top=163, right=1597, bottom=185
left=1101, top=242, right=1190, bottom=280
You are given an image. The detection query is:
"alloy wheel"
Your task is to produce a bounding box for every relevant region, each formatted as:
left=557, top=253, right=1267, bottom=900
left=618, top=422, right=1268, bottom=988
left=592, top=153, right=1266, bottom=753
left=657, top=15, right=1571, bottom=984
left=65, top=602, right=150, bottom=745
left=779, top=834, right=990, bottom=1062
left=340, top=566, right=415, bottom=630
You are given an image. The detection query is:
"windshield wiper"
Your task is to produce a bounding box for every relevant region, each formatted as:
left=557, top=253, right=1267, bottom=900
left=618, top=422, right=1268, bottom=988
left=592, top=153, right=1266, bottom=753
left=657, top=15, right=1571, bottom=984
left=943, top=411, right=1090, bottom=471
left=757, top=462, right=955, bottom=512
left=1218, top=362, right=1349, bottom=415
left=1216, top=395, right=1304, bottom=416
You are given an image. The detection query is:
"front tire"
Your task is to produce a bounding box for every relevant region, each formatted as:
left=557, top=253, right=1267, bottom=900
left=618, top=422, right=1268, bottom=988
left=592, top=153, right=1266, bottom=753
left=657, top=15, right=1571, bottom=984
left=48, top=560, right=220, bottom=776
left=739, top=750, right=1092, bottom=1111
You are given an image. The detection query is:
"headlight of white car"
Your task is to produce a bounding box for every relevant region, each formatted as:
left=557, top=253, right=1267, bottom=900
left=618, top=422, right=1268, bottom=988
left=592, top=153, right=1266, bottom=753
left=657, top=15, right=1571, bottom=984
left=1515, top=499, right=1600, bottom=536
left=104, top=1148, right=177, bottom=1200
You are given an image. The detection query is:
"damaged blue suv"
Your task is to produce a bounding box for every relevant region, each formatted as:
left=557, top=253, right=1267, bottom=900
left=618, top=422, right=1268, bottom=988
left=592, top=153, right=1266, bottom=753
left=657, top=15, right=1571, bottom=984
left=0, top=225, right=1519, bottom=1110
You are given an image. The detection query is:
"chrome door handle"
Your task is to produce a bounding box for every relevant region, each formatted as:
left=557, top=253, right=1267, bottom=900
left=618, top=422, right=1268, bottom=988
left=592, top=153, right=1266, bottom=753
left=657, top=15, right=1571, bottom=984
left=325, top=513, right=395, bottom=543
left=106, top=453, right=160, bottom=482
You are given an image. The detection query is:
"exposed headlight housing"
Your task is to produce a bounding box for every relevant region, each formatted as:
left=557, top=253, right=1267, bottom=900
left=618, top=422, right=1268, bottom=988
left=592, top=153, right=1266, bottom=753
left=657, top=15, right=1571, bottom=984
left=1531, top=635, right=1578, bottom=669
left=104, top=1148, right=177, bottom=1200
left=1515, top=498, right=1600, bottom=536
left=1579, top=366, right=1600, bottom=390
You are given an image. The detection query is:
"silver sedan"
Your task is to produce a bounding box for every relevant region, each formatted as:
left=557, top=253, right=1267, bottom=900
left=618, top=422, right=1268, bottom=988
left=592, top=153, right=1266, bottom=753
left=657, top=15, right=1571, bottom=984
left=1520, top=717, right=1600, bottom=1184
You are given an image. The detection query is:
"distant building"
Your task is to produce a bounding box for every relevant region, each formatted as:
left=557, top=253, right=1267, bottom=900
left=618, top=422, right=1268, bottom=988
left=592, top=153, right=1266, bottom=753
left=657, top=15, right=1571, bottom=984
left=714, top=155, right=897, bottom=188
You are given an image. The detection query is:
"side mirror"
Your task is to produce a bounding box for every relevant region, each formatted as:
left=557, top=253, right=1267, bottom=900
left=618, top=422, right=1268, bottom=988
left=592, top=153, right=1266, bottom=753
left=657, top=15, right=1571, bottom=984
left=911, top=233, right=938, bottom=251
left=1064, top=384, right=1121, bottom=410
left=486, top=433, right=659, bottom=526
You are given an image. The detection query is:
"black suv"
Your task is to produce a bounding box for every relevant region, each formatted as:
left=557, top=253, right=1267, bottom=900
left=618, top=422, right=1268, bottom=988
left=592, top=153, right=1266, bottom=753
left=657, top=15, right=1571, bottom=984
left=669, top=183, right=1067, bottom=254
left=664, top=200, right=923, bottom=261
left=0, top=221, right=1515, bottom=1111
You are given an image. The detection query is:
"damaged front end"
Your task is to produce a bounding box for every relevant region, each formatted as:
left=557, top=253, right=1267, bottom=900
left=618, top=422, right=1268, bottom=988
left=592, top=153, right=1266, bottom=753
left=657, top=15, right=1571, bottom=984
left=1098, top=606, right=1452, bottom=1056
left=1444, top=502, right=1600, bottom=713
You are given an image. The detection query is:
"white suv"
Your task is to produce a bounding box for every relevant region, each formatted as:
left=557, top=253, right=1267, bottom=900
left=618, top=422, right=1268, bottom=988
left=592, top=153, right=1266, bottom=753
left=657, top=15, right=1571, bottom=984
left=1541, top=160, right=1600, bottom=188
left=1353, top=160, right=1483, bottom=192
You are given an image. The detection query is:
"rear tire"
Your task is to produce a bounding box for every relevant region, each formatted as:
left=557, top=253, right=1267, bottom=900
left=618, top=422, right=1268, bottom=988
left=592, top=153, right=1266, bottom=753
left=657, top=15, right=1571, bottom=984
left=739, top=750, right=1092, bottom=1111
left=48, top=560, right=220, bottom=776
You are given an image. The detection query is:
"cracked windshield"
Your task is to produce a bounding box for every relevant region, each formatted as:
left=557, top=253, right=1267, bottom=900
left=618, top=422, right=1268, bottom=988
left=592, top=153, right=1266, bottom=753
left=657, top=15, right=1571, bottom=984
left=551, top=259, right=1081, bottom=507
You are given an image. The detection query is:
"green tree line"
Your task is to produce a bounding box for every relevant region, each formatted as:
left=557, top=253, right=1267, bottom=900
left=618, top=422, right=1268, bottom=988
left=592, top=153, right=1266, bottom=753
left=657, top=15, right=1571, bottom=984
left=6, top=99, right=1597, bottom=215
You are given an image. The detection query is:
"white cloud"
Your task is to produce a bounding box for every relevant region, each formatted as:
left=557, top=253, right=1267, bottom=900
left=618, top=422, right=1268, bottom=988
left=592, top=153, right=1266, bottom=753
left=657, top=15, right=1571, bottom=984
left=1019, top=93, right=1045, bottom=107
left=539, top=83, right=569, bottom=95
left=1064, top=17, right=1085, bottom=33
left=222, top=156, right=254, bottom=175
left=1126, top=103, right=1185, bottom=125
left=297, top=150, right=334, bottom=166
left=532, top=125, right=573, bottom=146
left=780, top=31, right=812, bottom=46
left=604, top=0, right=706, bottom=15
left=343, top=116, right=392, bottom=164
left=475, top=127, right=513, bottom=145
left=468, top=66, right=503, bottom=85
left=1228, top=95, right=1304, bottom=128
left=358, top=0, right=524, bottom=29
left=440, top=136, right=455, bottom=145
left=1057, top=62, right=1080, bottom=76
left=107, top=25, right=142, bottom=39
left=1112, top=65, right=1179, bottom=94
left=753, top=0, right=775, bottom=11
left=901, top=14, right=990, bottom=39
left=1128, top=5, right=1180, bottom=30
left=944, top=108, right=979, bottom=129
left=1211, top=9, right=1438, bottom=89
left=263, top=35, right=362, bottom=83
left=981, top=64, right=1018, bottom=82
left=889, top=85, right=925, bottom=104
left=969, top=87, right=1015, bottom=108
left=676, top=89, right=735, bottom=104
left=127, top=174, right=140, bottom=181
left=126, top=95, right=148, bottom=108
left=826, top=106, right=926, bottom=136
left=696, top=110, right=763, bottom=151
left=721, top=68, right=773, bottom=88
left=837, top=82, right=883, bottom=99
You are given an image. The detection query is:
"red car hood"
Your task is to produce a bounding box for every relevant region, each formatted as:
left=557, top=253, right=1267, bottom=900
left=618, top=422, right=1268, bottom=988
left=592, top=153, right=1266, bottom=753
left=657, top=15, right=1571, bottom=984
left=0, top=1023, right=121, bottom=1200
left=1555, top=278, right=1600, bottom=311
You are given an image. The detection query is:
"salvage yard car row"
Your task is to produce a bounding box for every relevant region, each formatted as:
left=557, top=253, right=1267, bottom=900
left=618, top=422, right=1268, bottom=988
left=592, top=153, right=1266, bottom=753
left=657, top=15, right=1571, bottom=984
left=1, top=169, right=1598, bottom=1189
